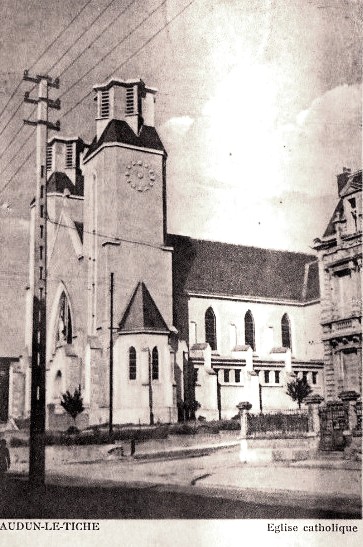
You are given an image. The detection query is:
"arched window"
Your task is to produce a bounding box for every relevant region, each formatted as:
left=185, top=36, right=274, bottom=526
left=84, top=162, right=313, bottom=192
left=54, top=370, right=62, bottom=399
left=205, top=307, right=217, bottom=350
left=129, top=347, right=137, bottom=380
left=281, top=313, right=292, bottom=349
left=244, top=310, right=255, bottom=351
left=57, top=292, right=73, bottom=344
left=152, top=347, right=159, bottom=380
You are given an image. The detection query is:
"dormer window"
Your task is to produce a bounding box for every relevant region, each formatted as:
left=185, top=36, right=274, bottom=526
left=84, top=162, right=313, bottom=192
left=65, top=142, right=73, bottom=169
left=348, top=197, right=358, bottom=231
left=100, top=90, right=110, bottom=118
left=125, top=87, right=135, bottom=115
left=46, top=145, right=52, bottom=172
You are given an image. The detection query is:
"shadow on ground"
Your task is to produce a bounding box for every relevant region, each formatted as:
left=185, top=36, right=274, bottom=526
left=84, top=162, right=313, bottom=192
left=0, top=475, right=360, bottom=519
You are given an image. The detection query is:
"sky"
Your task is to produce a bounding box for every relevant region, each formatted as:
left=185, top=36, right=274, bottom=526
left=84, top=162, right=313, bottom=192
left=0, top=0, right=361, bottom=316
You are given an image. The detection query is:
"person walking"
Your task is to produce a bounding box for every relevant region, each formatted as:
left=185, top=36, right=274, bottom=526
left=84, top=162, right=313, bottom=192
left=0, top=439, right=10, bottom=481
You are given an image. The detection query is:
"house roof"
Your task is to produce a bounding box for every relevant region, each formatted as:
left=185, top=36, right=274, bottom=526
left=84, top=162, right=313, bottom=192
left=323, top=170, right=362, bottom=238
left=340, top=169, right=362, bottom=197
left=119, top=282, right=169, bottom=333
left=323, top=198, right=344, bottom=238
left=84, top=119, right=165, bottom=161
left=168, top=235, right=319, bottom=302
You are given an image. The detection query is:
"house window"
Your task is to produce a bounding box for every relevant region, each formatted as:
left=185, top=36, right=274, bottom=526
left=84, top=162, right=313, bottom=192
left=235, top=369, right=241, bottom=383
left=46, top=145, right=52, bottom=171
left=57, top=292, right=73, bottom=345
left=65, top=142, right=73, bottom=169
left=129, top=347, right=137, bottom=380
left=125, top=87, right=135, bottom=115
left=224, top=369, right=230, bottom=383
left=244, top=310, right=255, bottom=351
left=281, top=313, right=291, bottom=349
left=205, top=307, right=217, bottom=350
left=193, top=368, right=198, bottom=384
left=312, top=371, right=318, bottom=385
left=152, top=346, right=159, bottom=380
left=100, top=90, right=110, bottom=118
left=302, top=371, right=308, bottom=382
left=264, top=370, right=270, bottom=384
left=274, top=371, right=280, bottom=384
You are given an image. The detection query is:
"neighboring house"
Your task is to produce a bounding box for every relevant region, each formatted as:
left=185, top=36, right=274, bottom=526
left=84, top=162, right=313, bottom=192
left=0, top=218, right=28, bottom=423
left=313, top=169, right=362, bottom=401
left=7, top=76, right=324, bottom=426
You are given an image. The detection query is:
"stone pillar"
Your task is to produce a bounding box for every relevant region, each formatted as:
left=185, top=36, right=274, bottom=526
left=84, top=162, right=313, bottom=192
left=339, top=390, right=360, bottom=432
left=304, top=393, right=324, bottom=433
left=236, top=401, right=252, bottom=463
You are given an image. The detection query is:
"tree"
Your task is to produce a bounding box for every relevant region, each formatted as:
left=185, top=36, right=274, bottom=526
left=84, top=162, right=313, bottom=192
left=286, top=376, right=312, bottom=409
left=60, top=385, right=84, bottom=429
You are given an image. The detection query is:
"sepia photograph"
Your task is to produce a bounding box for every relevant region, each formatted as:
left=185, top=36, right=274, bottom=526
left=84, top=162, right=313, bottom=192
left=0, top=0, right=361, bottom=544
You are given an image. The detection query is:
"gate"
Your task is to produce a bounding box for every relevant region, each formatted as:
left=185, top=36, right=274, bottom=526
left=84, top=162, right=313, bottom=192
left=319, top=401, right=349, bottom=451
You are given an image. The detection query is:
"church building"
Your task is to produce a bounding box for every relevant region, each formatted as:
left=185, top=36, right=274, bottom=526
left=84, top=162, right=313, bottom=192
left=8, top=77, right=324, bottom=427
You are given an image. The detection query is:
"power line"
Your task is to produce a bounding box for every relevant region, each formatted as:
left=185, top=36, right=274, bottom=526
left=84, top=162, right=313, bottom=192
left=63, top=0, right=195, bottom=119
left=59, top=0, right=167, bottom=101
left=48, top=0, right=118, bottom=76
left=47, top=214, right=167, bottom=252
left=0, top=101, right=23, bottom=140
left=57, top=0, right=137, bottom=80
left=0, top=128, right=35, bottom=177
left=0, top=0, right=133, bottom=163
left=0, top=0, right=196, bottom=196
left=0, top=150, right=34, bottom=195
left=0, top=0, right=94, bottom=127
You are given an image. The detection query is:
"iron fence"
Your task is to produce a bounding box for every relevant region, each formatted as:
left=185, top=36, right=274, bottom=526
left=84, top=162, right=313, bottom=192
left=247, top=410, right=309, bottom=437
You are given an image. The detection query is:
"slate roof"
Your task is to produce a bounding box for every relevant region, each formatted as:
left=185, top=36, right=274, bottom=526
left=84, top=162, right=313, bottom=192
left=119, top=282, right=169, bottom=333
left=84, top=120, right=165, bottom=161
left=47, top=171, right=84, bottom=196
left=74, top=221, right=84, bottom=243
left=340, top=169, right=362, bottom=197
left=323, top=199, right=344, bottom=238
left=169, top=235, right=319, bottom=303
left=323, top=170, right=362, bottom=238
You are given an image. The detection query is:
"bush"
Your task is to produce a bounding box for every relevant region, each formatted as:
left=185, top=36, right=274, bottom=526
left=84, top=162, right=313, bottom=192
left=169, top=423, right=196, bottom=435
left=213, top=419, right=240, bottom=431
left=67, top=425, right=80, bottom=435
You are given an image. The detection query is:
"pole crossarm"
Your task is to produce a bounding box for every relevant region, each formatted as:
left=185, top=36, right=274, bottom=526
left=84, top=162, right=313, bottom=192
left=23, top=70, right=60, bottom=89
left=24, top=119, right=60, bottom=131
left=24, top=93, right=61, bottom=110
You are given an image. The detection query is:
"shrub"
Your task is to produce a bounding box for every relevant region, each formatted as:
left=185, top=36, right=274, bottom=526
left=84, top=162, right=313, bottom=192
left=169, top=423, right=196, bottom=435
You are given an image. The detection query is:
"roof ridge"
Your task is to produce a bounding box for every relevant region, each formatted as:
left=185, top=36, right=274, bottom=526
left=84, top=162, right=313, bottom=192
left=168, top=233, right=317, bottom=259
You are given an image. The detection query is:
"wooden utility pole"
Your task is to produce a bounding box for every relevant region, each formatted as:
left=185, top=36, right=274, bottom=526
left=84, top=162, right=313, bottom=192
left=109, top=272, right=114, bottom=437
left=23, top=70, right=60, bottom=486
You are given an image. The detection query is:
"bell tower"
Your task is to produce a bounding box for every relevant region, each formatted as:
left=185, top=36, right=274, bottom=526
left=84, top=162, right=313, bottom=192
left=81, top=77, right=172, bottom=339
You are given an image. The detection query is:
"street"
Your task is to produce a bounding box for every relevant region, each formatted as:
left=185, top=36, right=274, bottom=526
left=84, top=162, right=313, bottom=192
left=2, top=447, right=361, bottom=519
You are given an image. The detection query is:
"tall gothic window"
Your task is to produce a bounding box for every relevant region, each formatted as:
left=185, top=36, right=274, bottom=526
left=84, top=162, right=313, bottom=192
left=57, top=292, right=73, bottom=344
left=281, top=313, right=292, bottom=349
left=205, top=307, right=217, bottom=350
left=129, top=347, right=137, bottom=380
left=152, top=347, right=159, bottom=380
left=244, top=310, right=255, bottom=351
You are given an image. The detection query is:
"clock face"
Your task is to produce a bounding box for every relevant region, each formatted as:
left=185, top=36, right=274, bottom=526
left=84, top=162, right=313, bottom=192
left=124, top=159, right=157, bottom=192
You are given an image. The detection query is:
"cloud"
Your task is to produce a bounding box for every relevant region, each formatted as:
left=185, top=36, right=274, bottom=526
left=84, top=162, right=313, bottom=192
left=162, top=115, right=194, bottom=136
